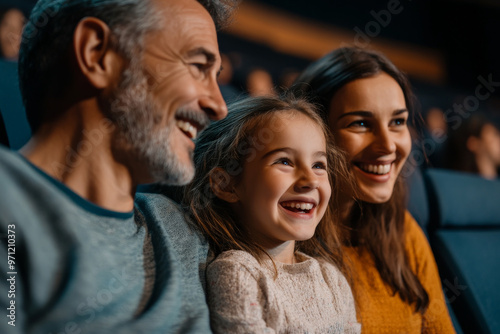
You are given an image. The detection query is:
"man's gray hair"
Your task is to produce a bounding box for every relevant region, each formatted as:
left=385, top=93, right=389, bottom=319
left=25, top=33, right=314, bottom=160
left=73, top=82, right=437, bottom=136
left=18, top=0, right=238, bottom=133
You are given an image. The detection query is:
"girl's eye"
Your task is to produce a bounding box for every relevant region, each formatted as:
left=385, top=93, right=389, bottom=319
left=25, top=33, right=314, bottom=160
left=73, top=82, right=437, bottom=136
left=313, top=162, right=327, bottom=170
left=274, top=158, right=292, bottom=166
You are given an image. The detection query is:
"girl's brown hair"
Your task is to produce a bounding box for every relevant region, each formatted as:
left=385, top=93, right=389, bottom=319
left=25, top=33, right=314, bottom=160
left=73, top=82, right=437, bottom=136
left=292, top=47, right=429, bottom=313
left=184, top=94, right=354, bottom=274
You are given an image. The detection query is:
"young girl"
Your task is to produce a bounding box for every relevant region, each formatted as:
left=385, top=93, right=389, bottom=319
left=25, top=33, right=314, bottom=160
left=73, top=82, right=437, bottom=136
left=292, top=47, right=455, bottom=333
left=185, top=95, right=361, bottom=333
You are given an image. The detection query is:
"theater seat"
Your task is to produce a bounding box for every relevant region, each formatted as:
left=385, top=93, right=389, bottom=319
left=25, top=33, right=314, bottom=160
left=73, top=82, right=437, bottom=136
left=405, top=165, right=430, bottom=237
left=0, top=108, right=9, bottom=147
left=0, top=59, right=31, bottom=149
left=424, top=169, right=500, bottom=333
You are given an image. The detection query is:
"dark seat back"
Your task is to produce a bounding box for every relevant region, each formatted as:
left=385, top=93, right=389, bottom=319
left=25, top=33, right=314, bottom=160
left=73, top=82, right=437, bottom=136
left=0, top=108, right=9, bottom=147
left=0, top=59, right=31, bottom=149
left=424, top=169, right=500, bottom=333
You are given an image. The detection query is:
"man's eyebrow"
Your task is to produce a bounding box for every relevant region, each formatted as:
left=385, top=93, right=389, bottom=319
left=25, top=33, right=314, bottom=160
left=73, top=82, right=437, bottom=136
left=186, top=47, right=216, bottom=63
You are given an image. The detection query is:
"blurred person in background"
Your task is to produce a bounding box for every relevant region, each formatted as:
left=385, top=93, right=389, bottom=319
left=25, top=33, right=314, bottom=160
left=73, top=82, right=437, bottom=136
left=0, top=7, right=25, bottom=61
left=246, top=67, right=275, bottom=96
left=218, top=53, right=241, bottom=102
left=423, top=107, right=448, bottom=168
left=426, top=107, right=448, bottom=139
left=445, top=112, right=500, bottom=180
left=278, top=67, right=300, bottom=92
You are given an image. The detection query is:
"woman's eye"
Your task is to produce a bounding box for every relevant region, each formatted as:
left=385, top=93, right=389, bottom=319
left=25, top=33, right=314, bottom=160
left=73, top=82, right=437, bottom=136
left=348, top=120, right=368, bottom=128
left=392, top=118, right=407, bottom=126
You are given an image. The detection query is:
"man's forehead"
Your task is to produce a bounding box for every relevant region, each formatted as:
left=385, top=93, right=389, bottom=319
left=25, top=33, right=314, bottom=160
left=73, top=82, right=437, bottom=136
left=150, top=0, right=216, bottom=39
left=151, top=0, right=211, bottom=18
left=145, top=0, right=220, bottom=58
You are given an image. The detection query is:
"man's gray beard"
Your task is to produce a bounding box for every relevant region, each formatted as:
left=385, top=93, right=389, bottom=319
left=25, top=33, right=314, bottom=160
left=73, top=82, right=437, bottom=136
left=106, top=64, right=195, bottom=185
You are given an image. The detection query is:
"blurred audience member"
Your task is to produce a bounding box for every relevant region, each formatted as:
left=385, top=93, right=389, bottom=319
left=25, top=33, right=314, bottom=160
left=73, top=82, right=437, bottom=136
left=278, top=67, right=300, bottom=92
left=246, top=67, right=275, bottom=96
left=426, top=107, right=448, bottom=138
left=0, top=7, right=25, bottom=61
left=424, top=107, right=448, bottom=168
left=218, top=53, right=241, bottom=102
left=446, top=113, right=500, bottom=179
left=218, top=53, right=234, bottom=86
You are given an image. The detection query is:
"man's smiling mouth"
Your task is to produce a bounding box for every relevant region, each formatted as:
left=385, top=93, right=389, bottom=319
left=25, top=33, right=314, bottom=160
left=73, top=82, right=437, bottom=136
left=176, top=119, right=199, bottom=139
left=175, top=109, right=210, bottom=140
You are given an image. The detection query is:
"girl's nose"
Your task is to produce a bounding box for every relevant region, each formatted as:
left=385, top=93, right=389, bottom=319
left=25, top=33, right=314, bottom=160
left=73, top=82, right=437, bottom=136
left=294, top=169, right=320, bottom=192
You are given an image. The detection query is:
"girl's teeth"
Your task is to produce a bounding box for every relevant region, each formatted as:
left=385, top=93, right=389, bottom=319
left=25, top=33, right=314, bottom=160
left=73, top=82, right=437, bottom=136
left=361, top=163, right=391, bottom=175
left=282, top=202, right=314, bottom=210
left=176, top=120, right=198, bottom=139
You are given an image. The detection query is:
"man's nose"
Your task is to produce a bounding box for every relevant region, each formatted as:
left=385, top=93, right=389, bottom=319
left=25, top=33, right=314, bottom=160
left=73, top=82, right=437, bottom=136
left=199, top=81, right=228, bottom=121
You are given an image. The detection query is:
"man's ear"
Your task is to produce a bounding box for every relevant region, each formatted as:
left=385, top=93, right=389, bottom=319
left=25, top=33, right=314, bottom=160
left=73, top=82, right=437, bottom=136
left=73, top=17, right=123, bottom=89
left=209, top=167, right=239, bottom=203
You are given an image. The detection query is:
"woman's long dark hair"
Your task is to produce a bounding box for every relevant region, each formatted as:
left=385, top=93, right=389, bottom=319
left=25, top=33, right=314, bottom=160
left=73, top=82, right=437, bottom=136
left=291, top=47, right=429, bottom=313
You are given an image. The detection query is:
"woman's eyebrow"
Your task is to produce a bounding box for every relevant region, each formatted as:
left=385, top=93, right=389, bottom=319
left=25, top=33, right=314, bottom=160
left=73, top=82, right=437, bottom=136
left=393, top=109, right=409, bottom=115
left=336, top=111, right=373, bottom=121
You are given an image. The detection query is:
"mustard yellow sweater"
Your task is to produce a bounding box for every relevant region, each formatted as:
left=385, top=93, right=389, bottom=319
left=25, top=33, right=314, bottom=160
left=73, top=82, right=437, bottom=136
left=344, top=211, right=456, bottom=333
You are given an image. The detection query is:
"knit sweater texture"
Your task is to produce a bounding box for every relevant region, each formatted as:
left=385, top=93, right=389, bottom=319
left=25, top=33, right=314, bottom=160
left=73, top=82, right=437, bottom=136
left=207, top=250, right=361, bottom=333
left=344, top=211, right=456, bottom=333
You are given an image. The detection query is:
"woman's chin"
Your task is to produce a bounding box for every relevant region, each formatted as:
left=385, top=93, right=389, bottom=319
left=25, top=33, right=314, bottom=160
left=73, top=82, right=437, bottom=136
left=357, top=188, right=393, bottom=204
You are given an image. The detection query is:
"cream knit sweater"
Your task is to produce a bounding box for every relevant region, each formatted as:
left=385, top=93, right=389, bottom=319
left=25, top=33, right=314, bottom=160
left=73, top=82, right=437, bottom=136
left=207, top=250, right=361, bottom=333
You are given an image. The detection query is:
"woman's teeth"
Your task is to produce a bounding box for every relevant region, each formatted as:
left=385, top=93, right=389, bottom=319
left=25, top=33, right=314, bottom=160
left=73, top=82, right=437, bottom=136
left=359, top=163, right=391, bottom=175
left=281, top=202, right=314, bottom=211
left=176, top=120, right=198, bottom=139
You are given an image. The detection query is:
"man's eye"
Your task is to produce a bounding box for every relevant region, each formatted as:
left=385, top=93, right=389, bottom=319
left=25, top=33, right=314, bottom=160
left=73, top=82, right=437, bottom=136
left=191, top=63, right=208, bottom=73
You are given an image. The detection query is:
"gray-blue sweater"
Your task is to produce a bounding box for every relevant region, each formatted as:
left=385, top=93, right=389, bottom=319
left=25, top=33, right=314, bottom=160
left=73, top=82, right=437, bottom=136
left=0, top=146, right=211, bottom=333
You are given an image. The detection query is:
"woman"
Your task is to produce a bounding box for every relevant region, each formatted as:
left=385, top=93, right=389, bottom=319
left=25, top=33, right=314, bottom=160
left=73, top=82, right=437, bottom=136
left=292, top=47, right=455, bottom=333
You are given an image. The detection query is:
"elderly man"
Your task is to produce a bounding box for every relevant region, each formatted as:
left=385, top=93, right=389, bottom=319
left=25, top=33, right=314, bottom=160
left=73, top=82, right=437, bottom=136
left=0, top=0, right=237, bottom=333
